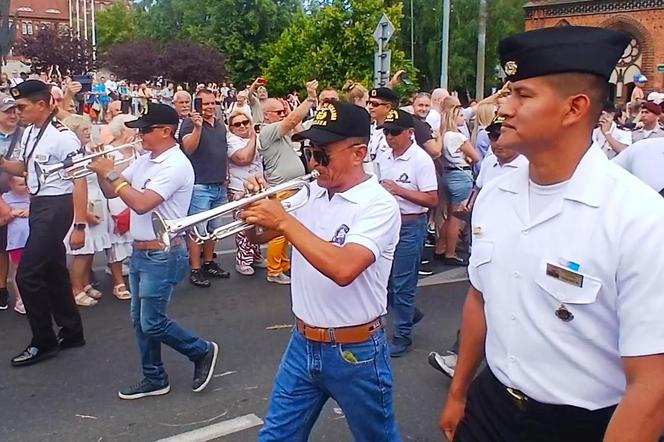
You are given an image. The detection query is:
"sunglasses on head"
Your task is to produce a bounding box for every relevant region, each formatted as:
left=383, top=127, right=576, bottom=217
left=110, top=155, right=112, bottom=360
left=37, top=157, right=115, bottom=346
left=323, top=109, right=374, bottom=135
left=231, top=119, right=251, bottom=128
left=383, top=127, right=405, bottom=137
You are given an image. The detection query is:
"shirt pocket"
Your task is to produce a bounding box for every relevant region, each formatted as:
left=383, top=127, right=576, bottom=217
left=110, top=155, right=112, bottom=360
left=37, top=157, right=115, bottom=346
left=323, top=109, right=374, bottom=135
left=470, top=240, right=493, bottom=267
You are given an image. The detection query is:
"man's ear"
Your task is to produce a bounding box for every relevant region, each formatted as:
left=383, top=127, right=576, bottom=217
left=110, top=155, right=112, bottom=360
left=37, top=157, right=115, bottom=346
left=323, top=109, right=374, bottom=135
left=562, top=93, right=592, bottom=128
left=353, top=144, right=368, bottom=165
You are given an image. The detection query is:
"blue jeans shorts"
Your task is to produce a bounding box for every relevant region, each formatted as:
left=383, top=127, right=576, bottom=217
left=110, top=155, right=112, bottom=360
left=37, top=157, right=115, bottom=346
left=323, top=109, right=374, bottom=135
left=444, top=169, right=473, bottom=206
left=188, top=183, right=228, bottom=235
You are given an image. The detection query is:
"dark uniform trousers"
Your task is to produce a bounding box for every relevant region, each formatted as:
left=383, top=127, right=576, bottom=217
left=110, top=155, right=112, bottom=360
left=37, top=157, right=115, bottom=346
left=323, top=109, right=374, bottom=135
left=454, top=369, right=616, bottom=442
left=16, top=194, right=84, bottom=349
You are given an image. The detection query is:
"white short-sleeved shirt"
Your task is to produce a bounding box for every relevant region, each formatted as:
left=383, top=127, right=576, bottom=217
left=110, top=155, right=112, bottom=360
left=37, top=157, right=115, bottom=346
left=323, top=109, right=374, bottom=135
left=365, top=123, right=389, bottom=175
left=287, top=176, right=401, bottom=328
left=469, top=145, right=664, bottom=410
left=21, top=121, right=80, bottom=196
left=122, top=145, right=194, bottom=241
left=475, top=153, right=528, bottom=189
left=374, top=142, right=438, bottom=214
left=591, top=124, right=632, bottom=159
left=443, top=131, right=470, bottom=168
left=227, top=133, right=264, bottom=192
left=612, top=138, right=664, bottom=193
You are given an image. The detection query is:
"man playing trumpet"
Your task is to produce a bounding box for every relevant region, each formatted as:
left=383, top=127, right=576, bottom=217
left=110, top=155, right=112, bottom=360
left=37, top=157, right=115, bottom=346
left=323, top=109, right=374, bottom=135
left=241, top=101, right=403, bottom=441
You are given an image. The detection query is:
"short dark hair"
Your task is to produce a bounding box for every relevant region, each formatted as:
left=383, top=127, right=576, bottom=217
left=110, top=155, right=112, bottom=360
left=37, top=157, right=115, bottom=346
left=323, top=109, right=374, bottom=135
left=196, top=88, right=215, bottom=97
left=27, top=87, right=52, bottom=104
left=602, top=102, right=617, bottom=114
left=544, top=73, right=608, bottom=123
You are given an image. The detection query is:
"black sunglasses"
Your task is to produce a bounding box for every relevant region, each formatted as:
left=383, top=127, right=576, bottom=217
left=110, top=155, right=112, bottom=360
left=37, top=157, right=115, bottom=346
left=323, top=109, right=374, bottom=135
left=303, top=144, right=359, bottom=167
left=139, top=125, right=167, bottom=134
left=231, top=119, right=251, bottom=128
left=488, top=131, right=500, bottom=141
left=368, top=101, right=389, bottom=108
left=383, top=128, right=405, bottom=137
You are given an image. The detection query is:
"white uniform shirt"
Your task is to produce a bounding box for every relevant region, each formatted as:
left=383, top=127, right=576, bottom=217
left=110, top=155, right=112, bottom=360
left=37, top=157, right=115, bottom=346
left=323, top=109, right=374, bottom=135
left=591, top=124, right=632, bottom=159
left=475, top=152, right=528, bottom=189
left=612, top=138, right=664, bottom=192
left=374, top=142, right=438, bottom=214
left=21, top=121, right=80, bottom=196
left=469, top=145, right=664, bottom=410
left=288, top=176, right=401, bottom=328
left=365, top=123, right=389, bottom=175
left=122, top=145, right=194, bottom=241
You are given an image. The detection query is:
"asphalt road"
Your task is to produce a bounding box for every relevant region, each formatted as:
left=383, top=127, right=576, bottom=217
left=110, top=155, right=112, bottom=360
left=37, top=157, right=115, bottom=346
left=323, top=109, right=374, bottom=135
left=0, top=249, right=468, bottom=442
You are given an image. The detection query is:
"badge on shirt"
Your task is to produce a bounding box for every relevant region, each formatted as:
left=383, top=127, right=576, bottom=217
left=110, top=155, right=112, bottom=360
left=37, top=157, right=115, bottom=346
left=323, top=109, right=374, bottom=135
left=141, top=178, right=151, bottom=190
left=331, top=224, right=350, bottom=246
left=546, top=263, right=584, bottom=288
left=396, top=173, right=410, bottom=184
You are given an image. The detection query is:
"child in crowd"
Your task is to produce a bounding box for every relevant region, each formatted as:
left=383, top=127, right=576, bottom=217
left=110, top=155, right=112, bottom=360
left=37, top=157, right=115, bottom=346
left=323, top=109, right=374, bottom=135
left=2, top=176, right=30, bottom=314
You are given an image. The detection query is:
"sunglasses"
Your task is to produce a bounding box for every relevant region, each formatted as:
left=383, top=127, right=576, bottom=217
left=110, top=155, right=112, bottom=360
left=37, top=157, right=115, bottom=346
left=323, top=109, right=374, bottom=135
left=303, top=144, right=359, bottom=167
left=267, top=109, right=286, bottom=116
left=139, top=125, right=167, bottom=134
left=368, top=101, right=389, bottom=108
left=488, top=132, right=501, bottom=141
left=383, top=128, right=405, bottom=137
left=231, top=119, right=251, bottom=128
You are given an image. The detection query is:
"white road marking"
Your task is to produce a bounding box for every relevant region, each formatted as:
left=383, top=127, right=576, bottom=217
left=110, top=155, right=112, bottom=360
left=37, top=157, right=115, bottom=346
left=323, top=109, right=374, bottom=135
left=155, top=413, right=264, bottom=442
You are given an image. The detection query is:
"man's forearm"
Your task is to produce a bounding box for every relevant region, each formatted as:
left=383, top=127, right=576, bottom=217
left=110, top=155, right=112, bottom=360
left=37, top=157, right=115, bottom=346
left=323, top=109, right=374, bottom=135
left=604, top=133, right=628, bottom=153
left=396, top=188, right=438, bottom=208
left=182, top=128, right=202, bottom=154
left=448, top=287, right=487, bottom=399
left=0, top=159, right=26, bottom=177
left=423, top=138, right=443, bottom=159
left=280, top=99, right=315, bottom=135
left=604, top=385, right=664, bottom=441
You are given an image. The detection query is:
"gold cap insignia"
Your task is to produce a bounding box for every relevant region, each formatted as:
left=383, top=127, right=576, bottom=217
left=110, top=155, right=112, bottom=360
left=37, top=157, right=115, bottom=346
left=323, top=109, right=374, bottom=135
left=10, top=88, right=19, bottom=98
left=385, top=110, right=398, bottom=123
left=473, top=226, right=482, bottom=235
left=312, top=103, right=338, bottom=127
left=504, top=61, right=518, bottom=76
left=370, top=89, right=377, bottom=97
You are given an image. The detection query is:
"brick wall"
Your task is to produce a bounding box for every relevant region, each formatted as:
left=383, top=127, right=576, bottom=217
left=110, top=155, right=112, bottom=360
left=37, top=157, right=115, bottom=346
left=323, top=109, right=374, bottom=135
left=525, top=2, right=664, bottom=93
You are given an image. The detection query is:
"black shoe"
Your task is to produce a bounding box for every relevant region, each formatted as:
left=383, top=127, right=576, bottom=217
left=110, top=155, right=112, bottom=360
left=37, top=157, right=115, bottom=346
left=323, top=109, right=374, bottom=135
left=0, top=288, right=8, bottom=310
left=192, top=341, right=219, bottom=392
left=413, top=308, right=424, bottom=325
left=11, top=345, right=59, bottom=367
left=434, top=254, right=468, bottom=266
left=203, top=261, right=230, bottom=279
left=57, top=335, right=86, bottom=350
left=190, top=269, right=211, bottom=288
left=118, top=378, right=170, bottom=400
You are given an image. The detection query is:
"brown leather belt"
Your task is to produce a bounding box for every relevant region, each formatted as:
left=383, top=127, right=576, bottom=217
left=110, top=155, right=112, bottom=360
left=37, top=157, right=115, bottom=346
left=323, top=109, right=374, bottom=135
left=133, top=238, right=183, bottom=250
left=401, top=213, right=426, bottom=223
left=295, top=317, right=383, bottom=344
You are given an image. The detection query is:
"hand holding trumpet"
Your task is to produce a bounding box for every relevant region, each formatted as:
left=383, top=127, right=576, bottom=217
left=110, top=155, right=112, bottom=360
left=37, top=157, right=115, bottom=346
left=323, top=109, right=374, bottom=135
left=240, top=174, right=290, bottom=233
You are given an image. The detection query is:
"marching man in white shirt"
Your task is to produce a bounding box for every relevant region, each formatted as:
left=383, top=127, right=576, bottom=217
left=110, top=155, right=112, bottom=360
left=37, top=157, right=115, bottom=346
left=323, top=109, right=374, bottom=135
left=375, top=109, right=438, bottom=357
left=440, top=27, right=664, bottom=441
left=241, top=101, right=402, bottom=441
left=89, top=104, right=219, bottom=400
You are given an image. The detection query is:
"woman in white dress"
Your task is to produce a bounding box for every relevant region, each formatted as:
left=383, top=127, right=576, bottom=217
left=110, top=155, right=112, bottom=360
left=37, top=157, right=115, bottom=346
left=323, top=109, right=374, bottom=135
left=62, top=115, right=112, bottom=306
left=105, top=114, right=138, bottom=300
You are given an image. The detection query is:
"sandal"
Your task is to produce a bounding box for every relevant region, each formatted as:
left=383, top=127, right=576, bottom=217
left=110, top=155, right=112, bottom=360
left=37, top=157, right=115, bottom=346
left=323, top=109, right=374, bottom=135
left=113, top=284, right=131, bottom=300
left=75, top=291, right=98, bottom=307
left=84, top=284, right=103, bottom=300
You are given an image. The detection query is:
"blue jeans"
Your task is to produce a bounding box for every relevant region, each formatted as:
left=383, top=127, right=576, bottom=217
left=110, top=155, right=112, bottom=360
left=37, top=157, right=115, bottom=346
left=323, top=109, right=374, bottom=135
left=188, top=183, right=228, bottom=235
left=129, top=244, right=209, bottom=385
left=388, top=215, right=427, bottom=345
left=260, top=330, right=401, bottom=442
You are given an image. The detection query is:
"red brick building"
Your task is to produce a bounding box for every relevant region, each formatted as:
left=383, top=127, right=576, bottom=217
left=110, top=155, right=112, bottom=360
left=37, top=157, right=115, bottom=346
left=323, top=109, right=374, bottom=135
left=525, top=0, right=664, bottom=102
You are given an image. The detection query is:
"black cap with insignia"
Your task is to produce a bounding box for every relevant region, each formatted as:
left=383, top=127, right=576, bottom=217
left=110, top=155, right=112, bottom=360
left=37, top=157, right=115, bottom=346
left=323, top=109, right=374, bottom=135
left=292, top=102, right=370, bottom=146
left=382, top=109, right=414, bottom=131
left=125, top=103, right=179, bottom=128
left=10, top=79, right=50, bottom=100
left=498, top=26, right=631, bottom=83
left=369, top=87, right=398, bottom=103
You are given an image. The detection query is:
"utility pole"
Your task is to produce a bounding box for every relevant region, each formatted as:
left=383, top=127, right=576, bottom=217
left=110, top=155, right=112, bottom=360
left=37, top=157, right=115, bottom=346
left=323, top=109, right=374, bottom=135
left=475, top=0, right=487, bottom=99
left=439, top=0, right=450, bottom=89
left=75, top=0, right=81, bottom=39
left=410, top=0, right=414, bottom=63
left=91, top=0, right=96, bottom=62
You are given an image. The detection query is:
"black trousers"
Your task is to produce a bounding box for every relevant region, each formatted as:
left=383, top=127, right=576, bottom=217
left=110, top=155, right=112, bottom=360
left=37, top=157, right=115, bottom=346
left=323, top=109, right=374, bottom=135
left=454, top=369, right=616, bottom=442
left=16, top=194, right=83, bottom=349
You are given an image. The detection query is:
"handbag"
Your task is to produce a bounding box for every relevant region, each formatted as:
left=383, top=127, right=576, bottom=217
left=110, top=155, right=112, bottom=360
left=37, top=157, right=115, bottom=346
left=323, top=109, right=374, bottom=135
left=111, top=208, right=130, bottom=235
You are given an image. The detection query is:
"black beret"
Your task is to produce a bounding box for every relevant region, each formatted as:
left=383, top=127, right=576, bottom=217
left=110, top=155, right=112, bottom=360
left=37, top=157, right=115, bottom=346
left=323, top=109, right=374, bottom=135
left=369, top=87, right=398, bottom=103
left=10, top=79, right=50, bottom=100
left=125, top=103, right=179, bottom=128
left=292, top=102, right=370, bottom=145
left=383, top=109, right=414, bottom=131
left=499, top=26, right=631, bottom=82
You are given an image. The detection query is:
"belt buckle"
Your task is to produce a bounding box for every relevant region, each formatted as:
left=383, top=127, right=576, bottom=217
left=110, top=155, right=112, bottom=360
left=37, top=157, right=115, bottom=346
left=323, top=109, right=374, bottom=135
left=506, top=387, right=528, bottom=412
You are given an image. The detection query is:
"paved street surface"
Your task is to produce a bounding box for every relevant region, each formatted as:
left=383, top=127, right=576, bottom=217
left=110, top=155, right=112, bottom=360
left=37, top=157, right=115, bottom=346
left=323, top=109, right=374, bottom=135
left=0, top=247, right=468, bottom=442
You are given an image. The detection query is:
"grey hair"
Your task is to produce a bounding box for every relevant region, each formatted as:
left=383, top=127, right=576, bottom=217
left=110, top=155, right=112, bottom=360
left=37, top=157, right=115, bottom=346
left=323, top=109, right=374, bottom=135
left=108, top=114, right=138, bottom=139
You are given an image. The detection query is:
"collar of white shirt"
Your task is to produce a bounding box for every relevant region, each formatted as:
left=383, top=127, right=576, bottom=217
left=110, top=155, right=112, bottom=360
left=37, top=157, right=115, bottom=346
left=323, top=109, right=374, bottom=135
left=312, top=175, right=377, bottom=203
left=387, top=142, right=416, bottom=161
left=497, top=146, right=603, bottom=209
left=148, top=144, right=180, bottom=164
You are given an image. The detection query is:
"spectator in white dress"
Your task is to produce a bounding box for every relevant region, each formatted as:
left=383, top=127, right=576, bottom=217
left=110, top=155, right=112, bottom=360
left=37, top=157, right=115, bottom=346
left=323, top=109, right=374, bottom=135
left=62, top=114, right=112, bottom=307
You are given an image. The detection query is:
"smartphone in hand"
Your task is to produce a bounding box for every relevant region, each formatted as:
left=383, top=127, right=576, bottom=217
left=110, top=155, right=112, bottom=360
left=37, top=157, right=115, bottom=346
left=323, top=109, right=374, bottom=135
left=194, top=97, right=203, bottom=114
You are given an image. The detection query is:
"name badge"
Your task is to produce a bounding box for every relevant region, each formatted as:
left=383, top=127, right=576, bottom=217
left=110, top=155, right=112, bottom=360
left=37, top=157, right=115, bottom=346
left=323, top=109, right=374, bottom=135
left=545, top=263, right=584, bottom=288
left=34, top=154, right=49, bottom=163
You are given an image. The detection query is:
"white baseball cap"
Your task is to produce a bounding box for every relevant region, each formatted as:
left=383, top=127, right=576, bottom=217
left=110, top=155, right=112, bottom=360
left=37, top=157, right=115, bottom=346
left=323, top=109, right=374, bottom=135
left=647, top=91, right=664, bottom=105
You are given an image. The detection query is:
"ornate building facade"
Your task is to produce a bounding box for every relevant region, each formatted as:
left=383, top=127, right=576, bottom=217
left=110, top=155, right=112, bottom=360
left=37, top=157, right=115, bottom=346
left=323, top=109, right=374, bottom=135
left=525, top=0, right=664, bottom=102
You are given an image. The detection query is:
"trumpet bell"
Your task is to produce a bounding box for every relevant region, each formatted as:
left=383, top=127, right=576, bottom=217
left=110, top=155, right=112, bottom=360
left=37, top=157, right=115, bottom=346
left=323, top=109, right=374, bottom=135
left=151, top=212, right=172, bottom=252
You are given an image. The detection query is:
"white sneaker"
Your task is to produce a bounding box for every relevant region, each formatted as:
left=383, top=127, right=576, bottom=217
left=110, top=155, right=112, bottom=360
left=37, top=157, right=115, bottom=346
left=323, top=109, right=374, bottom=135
left=428, top=351, right=457, bottom=378
left=235, top=264, right=255, bottom=276
left=14, top=298, right=26, bottom=315
left=267, top=273, right=291, bottom=285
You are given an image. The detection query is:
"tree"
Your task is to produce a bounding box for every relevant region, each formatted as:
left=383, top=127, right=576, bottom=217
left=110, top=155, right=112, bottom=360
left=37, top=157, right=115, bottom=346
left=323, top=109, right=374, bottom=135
left=104, top=40, right=161, bottom=83
left=160, top=41, right=226, bottom=86
left=95, top=2, right=139, bottom=54
left=18, top=26, right=95, bottom=75
left=262, top=0, right=417, bottom=97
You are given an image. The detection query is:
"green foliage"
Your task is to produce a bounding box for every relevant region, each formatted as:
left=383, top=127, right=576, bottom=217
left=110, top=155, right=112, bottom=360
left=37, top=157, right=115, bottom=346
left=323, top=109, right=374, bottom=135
left=401, top=0, right=525, bottom=94
left=263, top=0, right=417, bottom=97
left=95, top=2, right=139, bottom=54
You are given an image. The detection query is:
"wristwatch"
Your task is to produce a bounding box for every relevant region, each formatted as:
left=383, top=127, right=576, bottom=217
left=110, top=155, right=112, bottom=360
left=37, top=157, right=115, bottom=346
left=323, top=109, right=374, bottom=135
left=105, top=170, right=121, bottom=183
left=74, top=223, right=87, bottom=231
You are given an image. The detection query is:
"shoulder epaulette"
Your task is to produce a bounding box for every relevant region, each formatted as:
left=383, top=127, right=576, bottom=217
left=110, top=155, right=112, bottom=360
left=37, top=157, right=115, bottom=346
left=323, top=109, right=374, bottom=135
left=51, top=119, right=69, bottom=132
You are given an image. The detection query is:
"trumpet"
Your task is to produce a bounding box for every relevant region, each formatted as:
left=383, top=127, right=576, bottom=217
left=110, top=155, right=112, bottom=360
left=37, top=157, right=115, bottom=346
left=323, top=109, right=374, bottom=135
left=36, top=142, right=141, bottom=183
left=152, top=170, right=320, bottom=251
